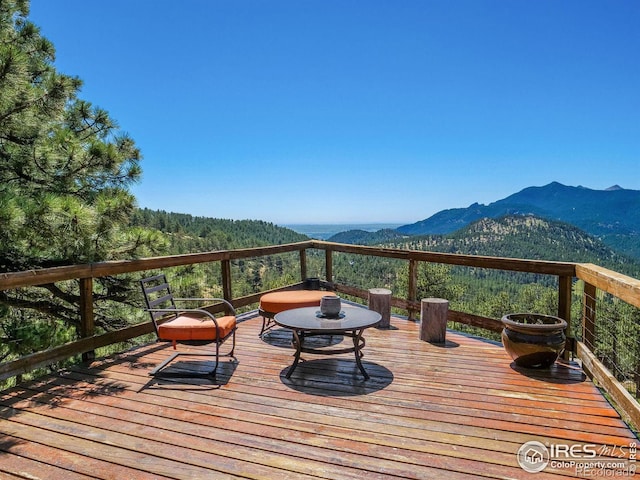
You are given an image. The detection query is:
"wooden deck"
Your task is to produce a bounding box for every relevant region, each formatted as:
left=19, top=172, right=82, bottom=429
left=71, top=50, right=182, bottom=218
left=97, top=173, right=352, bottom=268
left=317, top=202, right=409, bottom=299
left=1, top=311, right=637, bottom=479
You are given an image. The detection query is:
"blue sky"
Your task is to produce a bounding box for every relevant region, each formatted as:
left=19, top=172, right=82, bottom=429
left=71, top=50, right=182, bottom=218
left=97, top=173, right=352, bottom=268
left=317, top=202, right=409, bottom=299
left=30, top=1, right=639, bottom=225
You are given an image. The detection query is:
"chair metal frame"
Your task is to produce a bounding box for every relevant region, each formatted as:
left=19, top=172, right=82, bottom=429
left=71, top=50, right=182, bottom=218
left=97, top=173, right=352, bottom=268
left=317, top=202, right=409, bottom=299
left=140, top=274, right=237, bottom=377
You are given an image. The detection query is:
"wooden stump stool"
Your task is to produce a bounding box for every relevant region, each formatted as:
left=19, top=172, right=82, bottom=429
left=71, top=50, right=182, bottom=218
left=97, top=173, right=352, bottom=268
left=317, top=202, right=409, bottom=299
left=420, top=298, right=449, bottom=343
left=368, top=288, right=392, bottom=329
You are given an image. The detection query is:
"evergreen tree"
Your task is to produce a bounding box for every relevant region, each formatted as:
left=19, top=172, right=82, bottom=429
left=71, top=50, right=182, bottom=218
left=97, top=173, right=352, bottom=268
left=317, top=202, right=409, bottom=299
left=0, top=1, right=163, bottom=361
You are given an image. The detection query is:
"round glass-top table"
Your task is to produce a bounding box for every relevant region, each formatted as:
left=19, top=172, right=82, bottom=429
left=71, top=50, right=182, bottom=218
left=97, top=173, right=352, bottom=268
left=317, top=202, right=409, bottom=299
left=274, top=305, right=381, bottom=379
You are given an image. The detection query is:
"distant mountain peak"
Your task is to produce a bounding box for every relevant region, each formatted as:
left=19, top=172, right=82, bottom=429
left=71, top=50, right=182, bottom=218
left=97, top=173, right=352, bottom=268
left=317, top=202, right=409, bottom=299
left=396, top=182, right=640, bottom=259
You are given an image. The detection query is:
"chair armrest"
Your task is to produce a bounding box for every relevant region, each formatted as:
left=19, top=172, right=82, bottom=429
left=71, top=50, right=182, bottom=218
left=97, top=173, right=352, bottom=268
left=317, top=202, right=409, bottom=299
left=173, top=297, right=236, bottom=315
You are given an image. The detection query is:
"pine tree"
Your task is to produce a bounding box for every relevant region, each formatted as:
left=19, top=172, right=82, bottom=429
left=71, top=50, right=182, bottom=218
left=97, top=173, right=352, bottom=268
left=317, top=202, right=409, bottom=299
left=0, top=0, right=164, bottom=362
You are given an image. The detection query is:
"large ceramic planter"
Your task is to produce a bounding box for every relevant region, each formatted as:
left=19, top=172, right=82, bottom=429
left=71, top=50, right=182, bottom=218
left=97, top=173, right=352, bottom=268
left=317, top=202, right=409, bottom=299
left=501, top=313, right=567, bottom=368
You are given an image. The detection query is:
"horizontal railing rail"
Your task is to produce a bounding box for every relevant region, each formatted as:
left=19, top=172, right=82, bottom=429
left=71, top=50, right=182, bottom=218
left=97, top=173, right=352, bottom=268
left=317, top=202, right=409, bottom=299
left=0, top=240, right=638, bottom=429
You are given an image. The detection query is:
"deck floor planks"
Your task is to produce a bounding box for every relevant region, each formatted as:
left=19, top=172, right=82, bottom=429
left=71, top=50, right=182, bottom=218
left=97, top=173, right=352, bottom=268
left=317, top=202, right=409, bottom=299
left=0, top=311, right=637, bottom=479
left=2, top=375, right=501, bottom=479
left=3, top=373, right=547, bottom=480
left=42, top=368, right=528, bottom=474
left=146, top=348, right=626, bottom=446
left=76, top=349, right=625, bottom=449
left=0, top=445, right=104, bottom=480
left=241, top=337, right=610, bottom=405
left=39, top=373, right=516, bottom=477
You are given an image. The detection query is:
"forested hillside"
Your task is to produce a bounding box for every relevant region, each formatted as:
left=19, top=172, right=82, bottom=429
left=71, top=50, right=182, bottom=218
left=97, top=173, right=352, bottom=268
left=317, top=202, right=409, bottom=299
left=328, top=228, right=406, bottom=245
left=331, top=215, right=640, bottom=278
left=129, top=208, right=308, bottom=252
left=448, top=216, right=636, bottom=267
left=397, top=182, right=640, bottom=258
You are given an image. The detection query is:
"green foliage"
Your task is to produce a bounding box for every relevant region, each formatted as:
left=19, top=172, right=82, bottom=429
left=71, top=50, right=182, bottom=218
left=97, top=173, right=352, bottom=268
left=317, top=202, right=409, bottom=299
left=130, top=208, right=308, bottom=252
left=0, top=303, right=73, bottom=362
left=342, top=215, right=640, bottom=277
left=328, top=228, right=405, bottom=245
left=395, top=262, right=464, bottom=302
left=126, top=209, right=311, bottom=305
left=591, top=293, right=640, bottom=395
left=0, top=1, right=163, bottom=364
left=0, top=2, right=157, bottom=269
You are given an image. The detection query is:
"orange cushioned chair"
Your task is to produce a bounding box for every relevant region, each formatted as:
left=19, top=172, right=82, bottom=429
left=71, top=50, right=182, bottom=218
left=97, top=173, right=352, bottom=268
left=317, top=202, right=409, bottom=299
left=140, top=274, right=237, bottom=377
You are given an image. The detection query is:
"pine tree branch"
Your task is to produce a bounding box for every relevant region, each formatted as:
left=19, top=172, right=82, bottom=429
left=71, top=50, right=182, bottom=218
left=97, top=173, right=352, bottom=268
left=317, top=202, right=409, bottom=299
left=0, top=291, right=79, bottom=328
left=39, top=283, right=80, bottom=305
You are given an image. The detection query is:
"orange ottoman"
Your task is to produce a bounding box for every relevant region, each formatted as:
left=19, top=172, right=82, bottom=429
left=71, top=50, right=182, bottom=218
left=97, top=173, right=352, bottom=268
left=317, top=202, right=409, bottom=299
left=258, top=290, right=336, bottom=336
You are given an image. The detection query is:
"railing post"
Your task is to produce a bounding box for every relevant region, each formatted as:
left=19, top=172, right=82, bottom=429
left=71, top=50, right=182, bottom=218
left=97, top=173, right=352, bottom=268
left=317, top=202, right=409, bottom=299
left=408, top=259, right=418, bottom=321
left=583, top=282, right=597, bottom=351
left=299, top=249, right=307, bottom=283
left=79, top=277, right=95, bottom=362
left=558, top=275, right=573, bottom=359
left=221, top=259, right=233, bottom=307
left=325, top=248, right=333, bottom=284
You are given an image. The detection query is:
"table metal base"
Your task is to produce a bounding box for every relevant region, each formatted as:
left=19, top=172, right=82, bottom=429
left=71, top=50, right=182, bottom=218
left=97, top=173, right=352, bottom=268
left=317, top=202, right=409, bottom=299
left=286, top=328, right=369, bottom=379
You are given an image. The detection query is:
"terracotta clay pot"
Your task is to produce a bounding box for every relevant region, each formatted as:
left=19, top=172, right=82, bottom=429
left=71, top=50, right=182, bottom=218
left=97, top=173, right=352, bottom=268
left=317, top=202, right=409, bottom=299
left=501, top=313, right=567, bottom=368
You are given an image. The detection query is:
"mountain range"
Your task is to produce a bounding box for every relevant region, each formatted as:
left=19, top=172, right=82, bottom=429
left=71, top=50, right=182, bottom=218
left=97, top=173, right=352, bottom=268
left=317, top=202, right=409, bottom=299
left=328, top=182, right=640, bottom=262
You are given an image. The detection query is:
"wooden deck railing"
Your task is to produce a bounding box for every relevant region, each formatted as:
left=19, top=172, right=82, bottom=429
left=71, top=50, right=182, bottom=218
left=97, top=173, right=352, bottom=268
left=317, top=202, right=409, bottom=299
left=0, top=240, right=638, bottom=428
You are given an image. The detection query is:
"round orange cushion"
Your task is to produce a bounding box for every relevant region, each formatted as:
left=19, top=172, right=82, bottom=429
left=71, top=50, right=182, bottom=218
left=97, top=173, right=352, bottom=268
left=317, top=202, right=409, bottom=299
left=259, top=291, right=337, bottom=314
